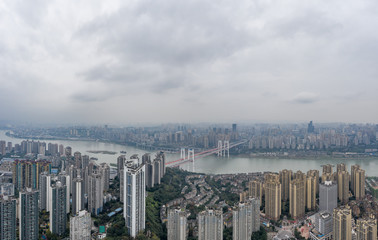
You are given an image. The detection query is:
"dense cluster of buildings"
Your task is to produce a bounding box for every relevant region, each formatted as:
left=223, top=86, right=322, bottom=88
left=118, top=152, right=167, bottom=237
left=6, top=122, right=378, bottom=156
left=0, top=140, right=113, bottom=239
left=1, top=132, right=378, bottom=239
left=0, top=134, right=172, bottom=239
left=162, top=162, right=377, bottom=240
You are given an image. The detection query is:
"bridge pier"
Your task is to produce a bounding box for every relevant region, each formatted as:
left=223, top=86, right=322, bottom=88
left=188, top=148, right=195, bottom=172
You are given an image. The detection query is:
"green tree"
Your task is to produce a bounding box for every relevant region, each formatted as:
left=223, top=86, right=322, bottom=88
left=251, top=226, right=267, bottom=240
left=294, top=228, right=305, bottom=240
left=224, top=227, right=233, bottom=240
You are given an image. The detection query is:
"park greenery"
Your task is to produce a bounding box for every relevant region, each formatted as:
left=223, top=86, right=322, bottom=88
left=251, top=226, right=268, bottom=240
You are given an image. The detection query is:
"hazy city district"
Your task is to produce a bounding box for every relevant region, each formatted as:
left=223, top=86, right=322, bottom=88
left=0, top=123, right=377, bottom=240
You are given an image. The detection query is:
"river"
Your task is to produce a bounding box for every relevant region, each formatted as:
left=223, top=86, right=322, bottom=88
left=1, top=130, right=377, bottom=176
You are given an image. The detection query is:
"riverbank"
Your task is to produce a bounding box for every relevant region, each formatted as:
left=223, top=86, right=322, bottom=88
left=5, top=131, right=377, bottom=160
left=87, top=150, right=117, bottom=155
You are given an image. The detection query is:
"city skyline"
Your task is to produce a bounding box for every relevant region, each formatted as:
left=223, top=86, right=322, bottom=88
left=1, top=0, right=378, bottom=124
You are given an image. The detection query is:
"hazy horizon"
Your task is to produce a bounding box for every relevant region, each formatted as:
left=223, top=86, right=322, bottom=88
left=1, top=0, right=378, bottom=124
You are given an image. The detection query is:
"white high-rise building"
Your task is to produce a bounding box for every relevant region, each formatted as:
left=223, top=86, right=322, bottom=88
left=233, top=198, right=260, bottom=240
left=123, top=158, right=146, bottom=238
left=70, top=210, right=91, bottom=240
left=198, top=209, right=223, bottom=240
left=72, top=177, right=84, bottom=214
left=167, top=208, right=187, bottom=240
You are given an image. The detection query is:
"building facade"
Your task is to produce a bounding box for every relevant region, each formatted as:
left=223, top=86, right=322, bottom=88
left=279, top=169, right=292, bottom=202
left=50, top=182, right=67, bottom=235
left=290, top=178, right=306, bottom=219
left=265, top=173, right=281, bottom=221
left=356, top=215, right=377, bottom=240
left=123, top=158, right=146, bottom=237
left=233, top=198, right=260, bottom=240
left=70, top=210, right=92, bottom=240
left=306, top=176, right=317, bottom=211
left=72, top=176, right=84, bottom=214
left=352, top=167, right=366, bottom=200
left=333, top=206, right=352, bottom=240
left=248, top=180, right=263, bottom=203
left=319, top=181, right=337, bottom=213
left=167, top=208, right=187, bottom=240
left=337, top=170, right=349, bottom=204
left=197, top=209, right=223, bottom=240
left=0, top=196, right=16, bottom=240
left=19, top=188, right=39, bottom=240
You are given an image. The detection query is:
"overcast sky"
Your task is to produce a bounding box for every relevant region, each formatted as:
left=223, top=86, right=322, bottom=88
left=0, top=0, right=377, bottom=125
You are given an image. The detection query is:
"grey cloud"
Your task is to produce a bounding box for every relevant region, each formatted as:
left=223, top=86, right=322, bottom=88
left=71, top=93, right=110, bottom=102
left=292, top=92, right=319, bottom=104
left=7, top=0, right=50, bottom=28
left=273, top=9, right=342, bottom=38
left=1, top=0, right=378, bottom=124
left=77, top=0, right=253, bottom=66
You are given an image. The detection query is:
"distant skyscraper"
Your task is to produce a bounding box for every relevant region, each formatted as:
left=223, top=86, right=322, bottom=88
left=264, top=173, right=281, bottom=221
left=0, top=141, right=6, bottom=155
left=319, top=181, right=338, bottom=213
left=72, top=176, right=84, bottom=214
left=0, top=196, right=17, bottom=240
left=279, top=169, right=292, bottom=201
left=167, top=209, right=187, bottom=240
left=337, top=170, right=349, bottom=204
left=100, top=163, right=110, bottom=191
left=123, top=159, right=145, bottom=237
left=306, top=176, right=317, bottom=211
left=144, top=156, right=154, bottom=188
left=233, top=198, right=260, bottom=240
left=117, top=155, right=126, bottom=178
left=143, top=152, right=166, bottom=188
left=333, top=206, right=352, bottom=240
left=351, top=165, right=359, bottom=194
left=19, top=188, right=39, bottom=240
left=50, top=182, right=67, bottom=235
left=157, top=151, right=166, bottom=178
left=232, top=123, right=237, bottom=132
left=68, top=164, right=77, bottom=194
left=70, top=210, right=91, bottom=240
left=290, top=178, right=305, bottom=219
left=74, top=151, right=82, bottom=168
left=356, top=215, right=377, bottom=240
left=82, top=155, right=90, bottom=170
left=248, top=179, right=263, bottom=203
left=39, top=172, right=52, bottom=211
left=197, top=209, right=223, bottom=240
left=65, top=146, right=72, bottom=157
left=337, top=163, right=346, bottom=173
left=59, top=144, right=64, bottom=156
left=351, top=165, right=365, bottom=200
left=57, top=172, right=71, bottom=214
left=13, top=159, right=51, bottom=190
left=153, top=159, right=161, bottom=185
left=307, top=169, right=319, bottom=194
left=120, top=169, right=124, bottom=203
left=321, top=164, right=333, bottom=183
left=88, top=172, right=104, bottom=215
left=308, top=121, right=315, bottom=133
